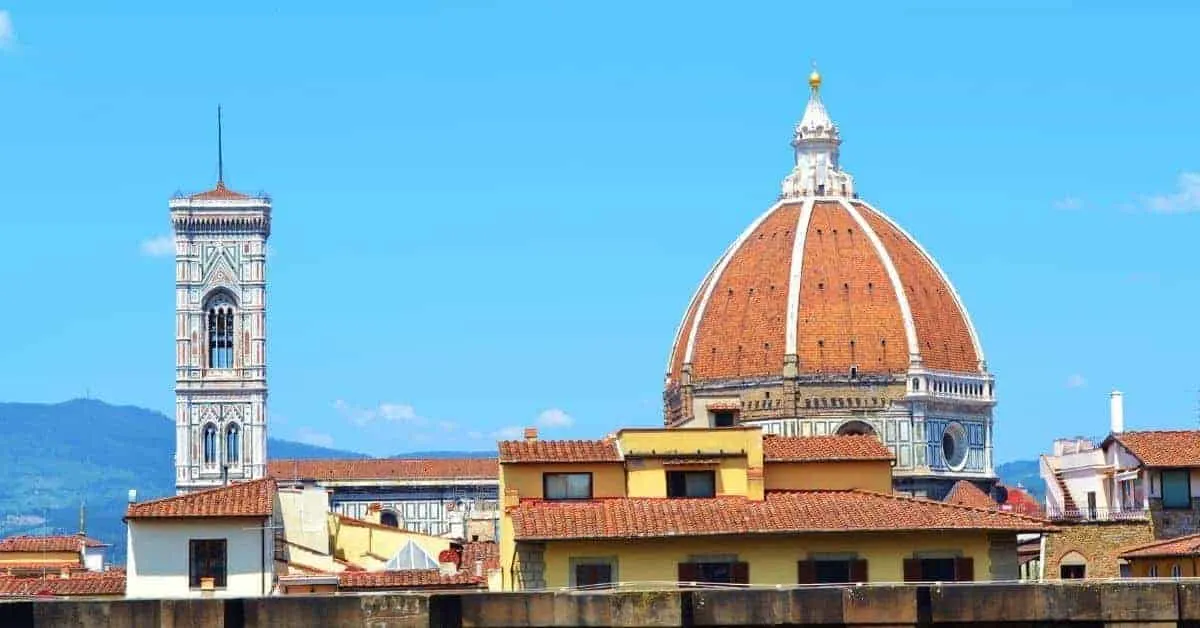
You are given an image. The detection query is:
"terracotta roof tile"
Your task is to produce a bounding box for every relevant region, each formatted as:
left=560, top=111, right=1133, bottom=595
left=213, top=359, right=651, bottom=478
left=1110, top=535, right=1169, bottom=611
left=188, top=181, right=251, bottom=200
left=998, top=486, right=1044, bottom=517
left=268, top=458, right=497, bottom=481
left=125, top=478, right=275, bottom=519
left=0, top=572, right=125, bottom=597
left=0, top=535, right=107, bottom=552
left=509, top=490, right=1051, bottom=541
left=337, top=569, right=484, bottom=590
left=1120, top=532, right=1200, bottom=558
left=498, top=440, right=622, bottom=464
left=0, top=562, right=82, bottom=573
left=944, top=480, right=997, bottom=510
left=1109, top=431, right=1200, bottom=468
left=763, top=435, right=894, bottom=462
left=461, top=541, right=499, bottom=570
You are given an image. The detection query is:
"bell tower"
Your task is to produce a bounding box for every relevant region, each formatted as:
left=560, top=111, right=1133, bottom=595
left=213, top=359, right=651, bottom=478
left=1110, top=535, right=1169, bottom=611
left=171, top=108, right=271, bottom=494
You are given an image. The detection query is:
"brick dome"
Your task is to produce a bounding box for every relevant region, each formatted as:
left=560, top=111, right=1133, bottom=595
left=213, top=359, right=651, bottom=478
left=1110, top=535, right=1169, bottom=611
left=663, top=71, right=989, bottom=430
left=667, top=198, right=985, bottom=387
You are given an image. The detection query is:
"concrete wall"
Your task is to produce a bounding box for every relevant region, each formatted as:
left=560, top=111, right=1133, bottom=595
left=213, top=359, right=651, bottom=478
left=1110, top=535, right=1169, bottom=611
left=126, top=517, right=272, bottom=599
left=11, top=582, right=1200, bottom=626
left=331, top=517, right=450, bottom=569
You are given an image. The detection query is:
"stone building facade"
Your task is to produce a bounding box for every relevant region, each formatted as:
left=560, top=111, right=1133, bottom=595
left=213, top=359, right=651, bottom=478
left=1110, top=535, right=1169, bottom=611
left=170, top=175, right=272, bottom=494
left=663, top=70, right=995, bottom=500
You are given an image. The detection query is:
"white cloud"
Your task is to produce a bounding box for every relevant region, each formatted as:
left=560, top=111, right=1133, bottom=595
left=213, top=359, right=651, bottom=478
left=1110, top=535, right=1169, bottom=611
left=466, top=431, right=485, bottom=440
left=1053, top=197, right=1082, bottom=210
left=1143, top=172, right=1200, bottom=213
left=1066, top=374, right=1087, bottom=389
left=0, top=11, right=16, bottom=51
left=491, top=426, right=524, bottom=440
left=537, top=408, right=574, bottom=428
left=334, top=399, right=429, bottom=427
left=140, top=235, right=175, bottom=257
left=294, top=427, right=334, bottom=448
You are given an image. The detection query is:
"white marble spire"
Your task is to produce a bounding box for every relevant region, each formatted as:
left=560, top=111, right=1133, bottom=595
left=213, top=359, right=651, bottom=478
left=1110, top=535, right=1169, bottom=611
left=781, top=67, right=856, bottom=199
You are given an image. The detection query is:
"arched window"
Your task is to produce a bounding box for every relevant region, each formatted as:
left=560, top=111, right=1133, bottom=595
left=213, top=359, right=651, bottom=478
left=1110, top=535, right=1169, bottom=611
left=836, top=420, right=876, bottom=437
left=225, top=423, right=240, bottom=465
left=206, top=293, right=236, bottom=369
left=380, top=511, right=399, bottom=528
left=202, top=424, right=218, bottom=465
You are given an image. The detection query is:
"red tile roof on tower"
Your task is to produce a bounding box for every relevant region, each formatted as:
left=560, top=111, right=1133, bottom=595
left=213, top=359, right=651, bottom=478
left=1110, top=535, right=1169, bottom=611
left=268, top=458, right=498, bottom=481
left=998, top=485, right=1044, bottom=517
left=944, top=480, right=997, bottom=510
left=0, top=535, right=107, bottom=553
left=763, top=435, right=894, bottom=462
left=499, top=439, right=622, bottom=464
left=125, top=478, right=275, bottom=519
left=509, top=490, right=1051, bottom=541
left=336, top=569, right=484, bottom=591
left=1107, top=431, right=1200, bottom=468
left=1120, top=532, right=1200, bottom=558
left=188, top=181, right=252, bottom=201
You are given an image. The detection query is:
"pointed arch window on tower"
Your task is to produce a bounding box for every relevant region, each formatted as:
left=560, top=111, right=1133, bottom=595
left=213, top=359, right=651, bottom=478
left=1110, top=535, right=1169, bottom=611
left=207, top=294, right=236, bottom=369
left=203, top=424, right=218, bottom=465
left=226, top=423, right=241, bottom=465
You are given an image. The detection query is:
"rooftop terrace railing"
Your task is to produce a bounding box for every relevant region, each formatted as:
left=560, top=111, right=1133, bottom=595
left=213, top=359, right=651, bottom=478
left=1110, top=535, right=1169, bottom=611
left=1045, top=505, right=1149, bottom=521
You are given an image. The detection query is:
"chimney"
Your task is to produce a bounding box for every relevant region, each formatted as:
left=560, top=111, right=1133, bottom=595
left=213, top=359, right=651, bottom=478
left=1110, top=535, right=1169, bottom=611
left=523, top=427, right=538, bottom=441
left=127, top=489, right=137, bottom=504
left=1110, top=390, right=1125, bottom=434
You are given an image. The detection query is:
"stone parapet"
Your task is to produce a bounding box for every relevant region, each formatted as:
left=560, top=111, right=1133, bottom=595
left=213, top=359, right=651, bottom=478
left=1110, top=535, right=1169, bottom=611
left=4, top=583, right=1200, bottom=626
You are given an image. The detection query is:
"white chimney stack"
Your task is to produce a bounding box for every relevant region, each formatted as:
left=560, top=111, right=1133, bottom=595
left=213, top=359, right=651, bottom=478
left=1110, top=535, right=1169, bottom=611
left=127, top=489, right=137, bottom=504
left=1110, top=390, right=1124, bottom=434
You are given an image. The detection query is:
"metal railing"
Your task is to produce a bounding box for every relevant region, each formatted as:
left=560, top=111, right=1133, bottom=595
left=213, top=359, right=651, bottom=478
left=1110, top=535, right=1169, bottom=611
left=1045, top=505, right=1149, bottom=521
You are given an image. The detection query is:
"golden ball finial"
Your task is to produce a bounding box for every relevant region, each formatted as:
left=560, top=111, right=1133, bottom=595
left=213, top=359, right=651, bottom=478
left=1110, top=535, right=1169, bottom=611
left=808, top=69, right=821, bottom=90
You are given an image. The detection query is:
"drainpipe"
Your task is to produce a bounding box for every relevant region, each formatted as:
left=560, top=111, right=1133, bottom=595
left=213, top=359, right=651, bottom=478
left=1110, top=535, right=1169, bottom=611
left=261, top=520, right=266, bottom=597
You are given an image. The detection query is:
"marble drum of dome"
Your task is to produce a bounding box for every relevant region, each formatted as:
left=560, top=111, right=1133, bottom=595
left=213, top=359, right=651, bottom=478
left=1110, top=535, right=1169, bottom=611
left=662, top=70, right=996, bottom=500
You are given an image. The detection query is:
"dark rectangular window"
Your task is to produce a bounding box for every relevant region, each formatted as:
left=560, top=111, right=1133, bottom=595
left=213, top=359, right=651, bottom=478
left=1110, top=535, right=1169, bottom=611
left=543, top=473, right=592, bottom=500
left=189, top=539, right=228, bottom=588
left=1162, top=470, right=1191, bottom=509
left=904, top=557, right=972, bottom=582
left=678, top=561, right=748, bottom=584
left=573, top=563, right=613, bottom=588
left=713, top=411, right=735, bottom=427
left=667, top=471, right=716, bottom=498
left=1060, top=564, right=1086, bottom=579
left=1087, top=491, right=1097, bottom=519
left=798, top=558, right=867, bottom=584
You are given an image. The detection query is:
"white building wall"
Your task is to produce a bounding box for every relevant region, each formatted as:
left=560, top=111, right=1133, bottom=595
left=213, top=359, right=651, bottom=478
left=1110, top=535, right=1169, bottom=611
left=126, top=517, right=272, bottom=599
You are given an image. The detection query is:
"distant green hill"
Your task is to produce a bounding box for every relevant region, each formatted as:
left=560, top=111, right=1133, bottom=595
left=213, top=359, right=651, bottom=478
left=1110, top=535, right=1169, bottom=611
left=0, top=399, right=366, bottom=564
left=996, top=458, right=1044, bottom=502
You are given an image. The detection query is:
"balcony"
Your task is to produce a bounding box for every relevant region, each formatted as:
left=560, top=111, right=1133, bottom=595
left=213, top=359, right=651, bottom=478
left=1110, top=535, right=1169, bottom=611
left=1046, top=505, right=1149, bottom=522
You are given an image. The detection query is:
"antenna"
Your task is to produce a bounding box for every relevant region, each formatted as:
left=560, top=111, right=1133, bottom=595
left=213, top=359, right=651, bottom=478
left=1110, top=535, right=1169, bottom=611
left=217, top=105, right=225, bottom=184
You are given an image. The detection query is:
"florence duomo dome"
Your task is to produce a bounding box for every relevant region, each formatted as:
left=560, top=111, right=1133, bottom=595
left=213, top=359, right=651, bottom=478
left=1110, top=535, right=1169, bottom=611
left=663, top=70, right=995, bottom=500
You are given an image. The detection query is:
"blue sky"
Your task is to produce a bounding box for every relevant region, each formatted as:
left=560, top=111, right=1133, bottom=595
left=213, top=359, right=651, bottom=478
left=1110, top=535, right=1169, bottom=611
left=1, top=2, right=1198, bottom=461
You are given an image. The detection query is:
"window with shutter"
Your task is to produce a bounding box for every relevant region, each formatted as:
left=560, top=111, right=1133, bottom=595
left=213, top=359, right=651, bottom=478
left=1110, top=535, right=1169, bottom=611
left=812, top=559, right=852, bottom=583
left=849, top=558, right=869, bottom=583
left=954, top=557, right=975, bottom=582
left=1162, top=470, right=1192, bottom=509
left=731, top=562, right=750, bottom=584
left=902, top=558, right=921, bottom=582
left=677, top=562, right=700, bottom=583
left=797, top=560, right=816, bottom=584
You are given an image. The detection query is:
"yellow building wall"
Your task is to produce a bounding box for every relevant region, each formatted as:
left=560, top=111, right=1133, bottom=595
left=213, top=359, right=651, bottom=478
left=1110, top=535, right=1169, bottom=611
left=330, top=516, right=452, bottom=570
left=501, top=463, right=626, bottom=500
left=625, top=458, right=749, bottom=498
left=0, top=551, right=78, bottom=565
left=617, top=428, right=764, bottom=468
left=764, top=460, right=893, bottom=493
left=1128, top=556, right=1200, bottom=578
left=533, top=532, right=993, bottom=588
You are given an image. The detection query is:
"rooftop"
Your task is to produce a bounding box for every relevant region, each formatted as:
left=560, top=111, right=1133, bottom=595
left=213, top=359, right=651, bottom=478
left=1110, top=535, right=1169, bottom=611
left=498, top=439, right=622, bottom=464
left=126, top=478, right=276, bottom=519
left=268, top=458, right=498, bottom=481
left=0, top=571, right=125, bottom=597
left=1108, top=430, right=1200, bottom=468
left=763, top=435, right=894, bottom=462
left=1120, top=532, right=1200, bottom=559
left=0, top=535, right=108, bottom=553
left=509, top=490, right=1051, bottom=541
left=943, top=480, right=997, bottom=510
left=336, top=569, right=484, bottom=591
